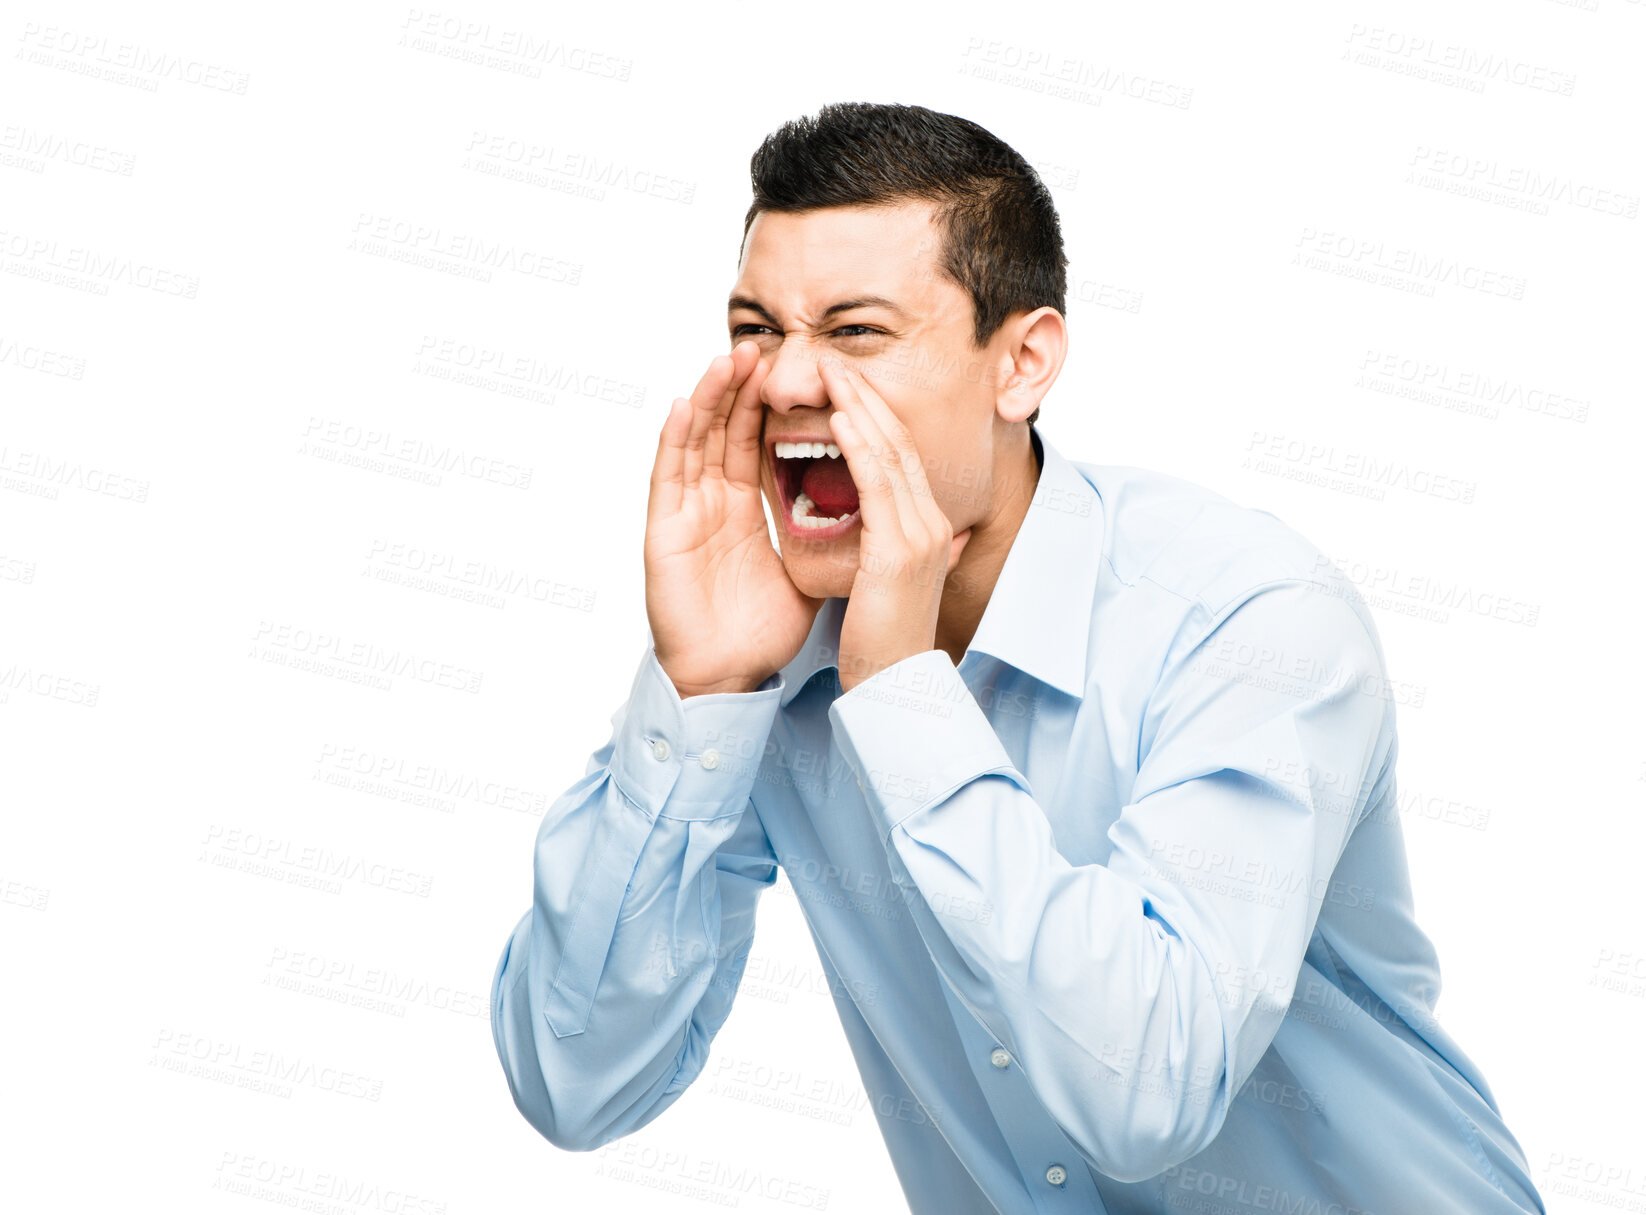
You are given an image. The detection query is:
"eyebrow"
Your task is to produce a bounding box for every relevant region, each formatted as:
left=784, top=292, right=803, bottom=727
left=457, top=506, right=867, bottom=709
left=727, top=294, right=910, bottom=326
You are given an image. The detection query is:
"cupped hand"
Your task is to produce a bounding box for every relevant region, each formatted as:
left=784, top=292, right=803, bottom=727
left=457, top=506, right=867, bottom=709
left=645, top=341, right=825, bottom=698
left=819, top=357, right=972, bottom=693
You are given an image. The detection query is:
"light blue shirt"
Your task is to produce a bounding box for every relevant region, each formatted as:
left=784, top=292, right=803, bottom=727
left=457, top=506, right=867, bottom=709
left=491, top=429, right=1545, bottom=1214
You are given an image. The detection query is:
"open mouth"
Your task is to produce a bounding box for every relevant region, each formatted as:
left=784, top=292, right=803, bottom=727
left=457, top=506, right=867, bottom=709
left=769, top=438, right=862, bottom=539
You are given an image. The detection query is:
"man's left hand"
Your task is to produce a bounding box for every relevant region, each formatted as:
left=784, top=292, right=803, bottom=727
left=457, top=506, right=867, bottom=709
left=821, top=357, right=973, bottom=693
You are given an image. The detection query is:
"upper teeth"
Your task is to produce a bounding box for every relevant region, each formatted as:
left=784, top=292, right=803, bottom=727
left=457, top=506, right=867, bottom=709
left=774, top=441, right=841, bottom=459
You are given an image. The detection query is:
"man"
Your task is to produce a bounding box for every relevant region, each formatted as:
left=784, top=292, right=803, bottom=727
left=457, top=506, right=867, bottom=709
left=491, top=103, right=1544, bottom=1214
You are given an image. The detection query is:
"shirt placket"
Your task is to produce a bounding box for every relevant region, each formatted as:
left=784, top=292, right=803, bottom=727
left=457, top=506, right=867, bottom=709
left=935, top=978, right=1110, bottom=1213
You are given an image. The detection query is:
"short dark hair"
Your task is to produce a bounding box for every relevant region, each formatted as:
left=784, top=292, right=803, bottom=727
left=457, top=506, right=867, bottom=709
left=743, top=102, right=1067, bottom=427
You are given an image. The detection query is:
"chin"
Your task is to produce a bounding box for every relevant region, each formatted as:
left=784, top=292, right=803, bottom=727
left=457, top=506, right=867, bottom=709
left=779, top=546, right=858, bottom=600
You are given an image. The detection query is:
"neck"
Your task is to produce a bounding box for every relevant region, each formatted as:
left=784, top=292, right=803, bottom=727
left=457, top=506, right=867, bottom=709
left=933, top=426, right=1043, bottom=665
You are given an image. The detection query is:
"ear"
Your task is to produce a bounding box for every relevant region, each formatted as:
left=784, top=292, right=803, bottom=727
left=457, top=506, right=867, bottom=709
left=991, top=307, right=1067, bottom=424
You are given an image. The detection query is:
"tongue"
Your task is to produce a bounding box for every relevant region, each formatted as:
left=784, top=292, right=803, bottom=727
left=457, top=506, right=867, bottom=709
left=801, top=455, right=860, bottom=517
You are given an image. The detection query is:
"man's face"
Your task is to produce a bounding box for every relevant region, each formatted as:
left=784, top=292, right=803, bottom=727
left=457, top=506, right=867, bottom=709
left=730, top=202, right=1014, bottom=600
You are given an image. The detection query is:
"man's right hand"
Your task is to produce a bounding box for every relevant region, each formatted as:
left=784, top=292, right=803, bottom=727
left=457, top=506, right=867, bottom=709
left=645, top=341, right=824, bottom=699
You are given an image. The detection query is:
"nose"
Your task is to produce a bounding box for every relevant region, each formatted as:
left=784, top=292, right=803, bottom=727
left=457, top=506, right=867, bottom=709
left=759, top=338, right=831, bottom=415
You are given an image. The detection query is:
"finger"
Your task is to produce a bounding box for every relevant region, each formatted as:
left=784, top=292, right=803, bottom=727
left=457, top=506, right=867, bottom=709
left=825, top=395, right=922, bottom=555
left=682, top=345, right=750, bottom=488
left=821, top=359, right=920, bottom=533
left=705, top=341, right=761, bottom=478
left=836, top=362, right=963, bottom=583
left=836, top=360, right=939, bottom=508
left=826, top=411, right=900, bottom=541
left=648, top=395, right=692, bottom=522
left=681, top=353, right=730, bottom=490
left=720, top=351, right=770, bottom=490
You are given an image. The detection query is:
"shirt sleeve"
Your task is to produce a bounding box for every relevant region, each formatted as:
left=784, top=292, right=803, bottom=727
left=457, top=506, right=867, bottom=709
left=490, top=642, right=784, bottom=1151
left=826, top=580, right=1396, bottom=1183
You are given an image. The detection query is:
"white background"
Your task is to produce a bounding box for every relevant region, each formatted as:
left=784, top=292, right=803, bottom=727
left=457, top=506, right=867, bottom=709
left=4, top=2, right=1643, bottom=1212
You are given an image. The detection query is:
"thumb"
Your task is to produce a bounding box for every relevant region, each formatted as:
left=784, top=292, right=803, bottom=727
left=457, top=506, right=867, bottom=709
left=946, top=526, right=974, bottom=575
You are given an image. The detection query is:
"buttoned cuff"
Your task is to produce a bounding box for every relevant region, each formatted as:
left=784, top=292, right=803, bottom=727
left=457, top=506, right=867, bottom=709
left=609, top=647, right=784, bottom=819
left=828, top=650, right=1023, bottom=839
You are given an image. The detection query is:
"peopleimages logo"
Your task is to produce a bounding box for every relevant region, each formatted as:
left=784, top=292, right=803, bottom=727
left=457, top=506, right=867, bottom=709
left=593, top=1142, right=830, bottom=1211
left=1293, top=227, right=1526, bottom=300
left=0, top=229, right=199, bottom=297
left=1163, top=1164, right=1379, bottom=1215
left=212, top=1153, right=447, bottom=1215
left=16, top=23, right=252, bottom=94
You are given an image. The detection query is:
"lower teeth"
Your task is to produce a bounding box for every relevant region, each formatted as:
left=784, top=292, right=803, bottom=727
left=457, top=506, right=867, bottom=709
left=790, top=492, right=851, bottom=529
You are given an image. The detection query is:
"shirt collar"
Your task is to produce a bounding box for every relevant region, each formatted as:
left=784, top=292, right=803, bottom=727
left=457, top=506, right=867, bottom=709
left=776, top=427, right=1103, bottom=706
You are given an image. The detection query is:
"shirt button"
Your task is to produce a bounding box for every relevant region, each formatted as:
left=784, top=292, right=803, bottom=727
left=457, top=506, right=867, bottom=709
left=651, top=739, right=671, bottom=762
left=1045, top=1164, right=1067, bottom=1187
left=989, top=1047, right=1012, bottom=1069
left=699, top=748, right=719, bottom=770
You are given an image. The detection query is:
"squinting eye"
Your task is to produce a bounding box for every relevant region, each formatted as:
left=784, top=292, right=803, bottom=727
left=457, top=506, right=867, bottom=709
left=729, top=324, right=882, bottom=339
